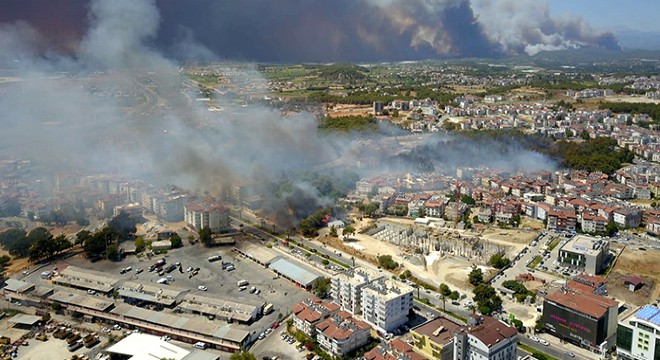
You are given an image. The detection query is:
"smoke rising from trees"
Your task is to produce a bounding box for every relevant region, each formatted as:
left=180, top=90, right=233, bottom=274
left=0, top=0, right=557, bottom=225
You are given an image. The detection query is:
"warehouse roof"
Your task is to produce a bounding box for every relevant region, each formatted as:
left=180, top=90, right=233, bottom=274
left=269, top=258, right=322, bottom=287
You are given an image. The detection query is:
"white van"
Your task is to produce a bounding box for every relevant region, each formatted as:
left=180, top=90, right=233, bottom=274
left=193, top=341, right=207, bottom=349
left=157, top=278, right=168, bottom=284
left=237, top=280, right=249, bottom=287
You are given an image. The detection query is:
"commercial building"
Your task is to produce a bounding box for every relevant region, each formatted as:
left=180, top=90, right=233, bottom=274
left=558, top=235, right=610, bottom=275
left=617, top=305, right=660, bottom=360
left=53, top=266, right=120, bottom=294
left=410, top=316, right=462, bottom=359
left=177, top=293, right=263, bottom=324
left=293, top=298, right=340, bottom=336
left=106, top=333, right=219, bottom=360
left=360, top=278, right=414, bottom=332
left=453, top=316, right=518, bottom=360
left=316, top=311, right=371, bottom=357
left=331, top=267, right=383, bottom=315
left=567, top=274, right=608, bottom=296
left=117, top=281, right=189, bottom=308
left=184, top=200, right=230, bottom=232
left=542, top=289, right=618, bottom=352
left=268, top=258, right=323, bottom=290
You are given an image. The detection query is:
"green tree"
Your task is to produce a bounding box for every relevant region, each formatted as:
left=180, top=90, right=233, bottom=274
left=84, top=227, right=119, bottom=260
left=449, top=291, right=460, bottom=301
left=606, top=221, right=618, bottom=236
left=170, top=234, right=183, bottom=249
left=580, top=130, right=590, bottom=140
left=106, top=244, right=119, bottom=261
left=343, top=225, right=356, bottom=238
left=75, top=230, right=91, bottom=246
left=473, top=284, right=502, bottom=315
left=439, top=283, right=452, bottom=297
left=134, top=237, right=145, bottom=252
left=489, top=253, right=511, bottom=269
left=468, top=266, right=484, bottom=286
left=329, top=226, right=338, bottom=237
left=312, top=277, right=331, bottom=298
left=199, top=226, right=213, bottom=247
left=378, top=255, right=398, bottom=270
left=229, top=351, right=256, bottom=360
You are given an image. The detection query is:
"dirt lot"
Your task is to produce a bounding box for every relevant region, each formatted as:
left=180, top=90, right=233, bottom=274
left=608, top=246, right=660, bottom=304
left=607, top=271, right=656, bottom=306
left=324, top=217, right=538, bottom=292
left=324, top=104, right=372, bottom=117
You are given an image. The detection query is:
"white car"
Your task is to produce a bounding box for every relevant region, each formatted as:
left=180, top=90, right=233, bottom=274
left=529, top=336, right=539, bottom=342
left=160, top=335, right=171, bottom=342
left=538, top=339, right=549, bottom=346
left=198, top=285, right=208, bottom=291
left=87, top=289, right=96, bottom=295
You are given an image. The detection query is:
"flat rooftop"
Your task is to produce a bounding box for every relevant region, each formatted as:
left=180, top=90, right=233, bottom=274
left=111, top=304, right=250, bottom=344
left=560, top=235, right=608, bottom=256
left=362, top=278, right=414, bottom=301
left=8, top=314, right=42, bottom=326
left=234, top=242, right=280, bottom=265
left=117, top=281, right=188, bottom=306
left=54, top=265, right=120, bottom=293
left=333, top=266, right=383, bottom=286
left=106, top=333, right=190, bottom=360
left=3, top=278, right=35, bottom=293
left=269, top=258, right=322, bottom=287
left=178, top=293, right=262, bottom=323
left=48, top=290, right=115, bottom=312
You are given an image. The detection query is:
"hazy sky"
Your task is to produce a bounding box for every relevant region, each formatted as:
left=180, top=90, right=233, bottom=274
left=549, top=0, right=660, bottom=32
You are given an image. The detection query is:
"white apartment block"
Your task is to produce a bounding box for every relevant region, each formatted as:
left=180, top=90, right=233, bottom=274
left=617, top=305, right=660, bottom=360
left=360, top=278, right=414, bottom=333
left=331, top=267, right=383, bottom=315
left=183, top=200, right=230, bottom=232
left=453, top=316, right=518, bottom=360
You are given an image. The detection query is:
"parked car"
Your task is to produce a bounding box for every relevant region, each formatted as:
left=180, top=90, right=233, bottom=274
left=198, top=285, right=208, bottom=291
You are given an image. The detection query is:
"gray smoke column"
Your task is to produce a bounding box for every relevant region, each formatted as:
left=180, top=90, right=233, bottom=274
left=0, top=0, right=558, bottom=226
left=473, top=0, right=620, bottom=55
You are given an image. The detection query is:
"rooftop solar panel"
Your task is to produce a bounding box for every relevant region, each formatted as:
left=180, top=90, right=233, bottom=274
left=635, top=305, right=660, bottom=326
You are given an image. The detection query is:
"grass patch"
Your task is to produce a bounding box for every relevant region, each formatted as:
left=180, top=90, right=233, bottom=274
left=546, top=237, right=562, bottom=251
left=414, top=297, right=467, bottom=323
left=528, top=255, right=543, bottom=269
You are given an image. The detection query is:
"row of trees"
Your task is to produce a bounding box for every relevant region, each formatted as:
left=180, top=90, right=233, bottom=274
left=0, top=227, right=73, bottom=263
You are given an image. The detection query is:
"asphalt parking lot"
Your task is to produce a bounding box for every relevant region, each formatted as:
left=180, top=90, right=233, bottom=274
left=20, top=240, right=311, bottom=336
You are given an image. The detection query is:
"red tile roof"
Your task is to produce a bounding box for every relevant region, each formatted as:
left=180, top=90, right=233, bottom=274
left=546, top=290, right=618, bottom=319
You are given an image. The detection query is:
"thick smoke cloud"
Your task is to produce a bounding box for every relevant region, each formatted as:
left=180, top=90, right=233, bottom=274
left=0, top=0, right=618, bottom=62
left=473, top=0, right=620, bottom=55
left=0, top=0, right=556, bottom=226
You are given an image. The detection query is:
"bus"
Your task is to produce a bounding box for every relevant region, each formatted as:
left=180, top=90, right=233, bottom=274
left=263, top=303, right=274, bottom=314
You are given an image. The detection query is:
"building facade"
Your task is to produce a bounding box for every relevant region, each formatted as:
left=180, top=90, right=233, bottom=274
left=617, top=305, right=660, bottom=360
left=558, top=235, right=610, bottom=275
left=316, top=312, right=371, bottom=357
left=183, top=200, right=230, bottom=232
left=330, top=267, right=383, bottom=315
left=542, top=289, right=618, bottom=352
left=453, top=316, right=518, bottom=360
left=360, top=278, right=414, bottom=333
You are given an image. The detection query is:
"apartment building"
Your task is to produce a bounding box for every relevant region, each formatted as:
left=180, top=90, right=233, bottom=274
left=183, top=199, right=230, bottom=232
left=316, top=312, right=371, bottom=357
left=360, top=278, right=414, bottom=333
left=453, top=316, right=518, bottom=360
left=292, top=298, right=340, bottom=336
left=331, top=267, right=383, bottom=315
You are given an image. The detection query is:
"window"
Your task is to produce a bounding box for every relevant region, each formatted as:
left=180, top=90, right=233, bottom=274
left=617, top=325, right=633, bottom=352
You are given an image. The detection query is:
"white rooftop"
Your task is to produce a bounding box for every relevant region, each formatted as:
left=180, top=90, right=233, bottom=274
left=106, top=333, right=189, bottom=360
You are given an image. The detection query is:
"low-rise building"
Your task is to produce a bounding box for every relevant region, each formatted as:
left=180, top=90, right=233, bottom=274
left=617, top=305, right=660, bottom=360
left=364, top=338, right=426, bottom=360
left=410, top=316, right=462, bottom=359
left=558, top=235, right=610, bottom=275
